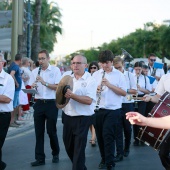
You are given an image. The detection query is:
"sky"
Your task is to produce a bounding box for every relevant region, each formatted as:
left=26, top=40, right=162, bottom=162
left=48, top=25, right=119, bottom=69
left=50, top=0, right=170, bottom=58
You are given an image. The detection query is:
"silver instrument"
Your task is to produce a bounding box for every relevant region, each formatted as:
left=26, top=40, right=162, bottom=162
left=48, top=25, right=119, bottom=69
left=30, top=65, right=42, bottom=105
left=95, top=71, right=105, bottom=111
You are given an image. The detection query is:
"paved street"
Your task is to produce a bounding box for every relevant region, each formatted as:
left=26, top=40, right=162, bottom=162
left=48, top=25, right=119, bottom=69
left=3, top=110, right=164, bottom=170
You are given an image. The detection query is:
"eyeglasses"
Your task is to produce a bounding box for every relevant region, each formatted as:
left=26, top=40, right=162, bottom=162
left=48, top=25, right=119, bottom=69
left=72, top=62, right=85, bottom=65
left=114, top=66, right=122, bottom=70
left=90, top=66, right=97, bottom=69
left=150, top=59, right=156, bottom=62
left=38, top=58, right=46, bottom=61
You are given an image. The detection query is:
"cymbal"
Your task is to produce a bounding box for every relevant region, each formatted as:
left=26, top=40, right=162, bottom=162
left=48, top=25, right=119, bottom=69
left=56, top=75, right=73, bottom=109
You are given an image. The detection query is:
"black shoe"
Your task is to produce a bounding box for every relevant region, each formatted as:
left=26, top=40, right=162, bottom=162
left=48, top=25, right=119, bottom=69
left=123, top=149, right=130, bottom=157
left=52, top=155, right=59, bottom=163
left=133, top=140, right=139, bottom=146
left=0, top=161, right=6, bottom=170
left=98, top=159, right=106, bottom=169
left=31, top=160, right=45, bottom=166
left=107, top=165, right=115, bottom=170
left=114, top=154, right=123, bottom=162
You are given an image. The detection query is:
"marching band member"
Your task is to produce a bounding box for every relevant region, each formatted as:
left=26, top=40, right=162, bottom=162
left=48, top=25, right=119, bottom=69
left=133, top=62, right=151, bottom=146
left=147, top=53, right=164, bottom=81
left=62, top=55, right=97, bottom=170
left=126, top=72, right=170, bottom=170
left=92, top=50, right=127, bottom=170
left=0, top=53, right=15, bottom=170
left=29, top=50, right=61, bottom=166
left=113, top=57, right=137, bottom=159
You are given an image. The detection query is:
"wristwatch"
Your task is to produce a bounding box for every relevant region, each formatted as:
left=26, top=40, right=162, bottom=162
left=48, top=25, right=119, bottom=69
left=45, top=82, right=49, bottom=87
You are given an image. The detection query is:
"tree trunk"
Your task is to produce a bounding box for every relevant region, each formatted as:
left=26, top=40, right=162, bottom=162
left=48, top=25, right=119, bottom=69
left=31, top=0, right=42, bottom=62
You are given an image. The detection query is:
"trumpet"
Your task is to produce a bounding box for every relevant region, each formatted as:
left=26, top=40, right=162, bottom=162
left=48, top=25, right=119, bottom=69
left=30, top=65, right=42, bottom=105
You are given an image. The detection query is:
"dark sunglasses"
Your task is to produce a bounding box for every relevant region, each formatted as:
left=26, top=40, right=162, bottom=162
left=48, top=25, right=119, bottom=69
left=90, top=66, right=97, bottom=69
left=150, top=59, right=156, bottom=62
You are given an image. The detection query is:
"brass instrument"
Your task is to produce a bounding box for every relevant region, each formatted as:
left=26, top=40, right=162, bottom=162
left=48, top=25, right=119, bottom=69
left=95, top=71, right=105, bottom=111
left=120, top=48, right=133, bottom=62
left=30, top=65, right=42, bottom=105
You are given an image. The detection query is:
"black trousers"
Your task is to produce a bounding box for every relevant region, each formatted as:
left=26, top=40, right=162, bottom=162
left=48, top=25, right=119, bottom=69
left=62, top=113, right=92, bottom=170
left=0, top=112, right=11, bottom=168
left=94, top=109, right=121, bottom=166
left=159, top=133, right=170, bottom=170
left=33, top=100, right=60, bottom=160
left=133, top=101, right=146, bottom=141
left=116, top=103, right=134, bottom=154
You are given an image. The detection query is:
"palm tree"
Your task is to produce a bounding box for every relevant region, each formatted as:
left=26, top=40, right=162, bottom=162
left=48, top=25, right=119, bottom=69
left=31, top=0, right=42, bottom=62
left=31, top=0, right=62, bottom=61
left=40, top=0, right=62, bottom=52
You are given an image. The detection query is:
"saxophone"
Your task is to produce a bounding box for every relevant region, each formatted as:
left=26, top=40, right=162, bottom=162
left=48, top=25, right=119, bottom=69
left=95, top=70, right=106, bottom=111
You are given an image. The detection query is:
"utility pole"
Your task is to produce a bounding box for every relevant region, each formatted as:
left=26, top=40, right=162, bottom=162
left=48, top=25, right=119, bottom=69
left=27, top=0, right=31, bottom=58
left=11, top=0, right=19, bottom=61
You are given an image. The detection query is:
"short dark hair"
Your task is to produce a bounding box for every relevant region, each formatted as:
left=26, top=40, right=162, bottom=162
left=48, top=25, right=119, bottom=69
left=148, top=53, right=156, bottom=58
left=134, top=61, right=143, bottom=68
left=142, top=65, right=148, bottom=69
left=98, top=50, right=114, bottom=63
left=88, top=61, right=99, bottom=73
left=38, top=49, right=49, bottom=58
left=15, top=53, right=22, bottom=61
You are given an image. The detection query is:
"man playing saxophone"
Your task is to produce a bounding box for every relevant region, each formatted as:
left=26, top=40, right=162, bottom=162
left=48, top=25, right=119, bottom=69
left=92, top=50, right=127, bottom=170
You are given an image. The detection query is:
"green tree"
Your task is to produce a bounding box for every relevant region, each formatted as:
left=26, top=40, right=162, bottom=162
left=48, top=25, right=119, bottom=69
left=31, top=0, right=62, bottom=61
left=40, top=0, right=62, bottom=52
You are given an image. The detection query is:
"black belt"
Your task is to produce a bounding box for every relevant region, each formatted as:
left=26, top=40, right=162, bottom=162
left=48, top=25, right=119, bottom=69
left=37, top=99, right=55, bottom=103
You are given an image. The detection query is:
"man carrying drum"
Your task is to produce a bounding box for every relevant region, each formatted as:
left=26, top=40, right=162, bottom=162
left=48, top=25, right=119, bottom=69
left=126, top=72, right=170, bottom=170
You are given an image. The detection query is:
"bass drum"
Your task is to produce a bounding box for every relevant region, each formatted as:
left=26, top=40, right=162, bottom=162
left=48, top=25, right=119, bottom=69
left=137, top=91, right=170, bottom=150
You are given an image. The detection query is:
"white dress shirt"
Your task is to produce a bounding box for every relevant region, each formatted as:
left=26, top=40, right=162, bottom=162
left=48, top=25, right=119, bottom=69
left=122, top=70, right=137, bottom=103
left=92, top=67, right=127, bottom=110
left=0, top=69, right=15, bottom=112
left=63, top=72, right=97, bottom=116
left=148, top=65, right=165, bottom=77
left=134, top=74, right=152, bottom=95
left=155, top=73, right=170, bottom=95
left=29, top=65, right=61, bottom=99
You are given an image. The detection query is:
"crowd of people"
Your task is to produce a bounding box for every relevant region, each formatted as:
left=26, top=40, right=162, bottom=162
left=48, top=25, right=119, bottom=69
left=0, top=50, right=170, bottom=170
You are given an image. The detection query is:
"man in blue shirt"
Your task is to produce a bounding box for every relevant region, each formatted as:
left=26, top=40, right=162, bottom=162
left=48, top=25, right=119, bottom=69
left=8, top=54, right=22, bottom=127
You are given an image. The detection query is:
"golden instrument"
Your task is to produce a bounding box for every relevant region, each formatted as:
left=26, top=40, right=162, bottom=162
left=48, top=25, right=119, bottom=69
left=56, top=75, right=73, bottom=109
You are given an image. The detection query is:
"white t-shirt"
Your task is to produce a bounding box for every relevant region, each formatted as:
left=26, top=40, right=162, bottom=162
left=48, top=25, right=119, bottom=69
left=92, top=67, right=127, bottom=110
left=155, top=73, right=170, bottom=95
left=0, top=69, right=15, bottom=112
left=29, top=65, right=61, bottom=99
left=63, top=72, right=97, bottom=116
left=21, top=66, right=33, bottom=86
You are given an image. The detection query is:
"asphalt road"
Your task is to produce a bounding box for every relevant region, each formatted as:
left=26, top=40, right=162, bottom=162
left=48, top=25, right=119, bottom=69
left=3, top=116, right=164, bottom=170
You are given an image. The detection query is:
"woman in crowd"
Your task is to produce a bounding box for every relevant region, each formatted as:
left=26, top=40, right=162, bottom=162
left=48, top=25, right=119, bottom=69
left=88, top=61, right=99, bottom=146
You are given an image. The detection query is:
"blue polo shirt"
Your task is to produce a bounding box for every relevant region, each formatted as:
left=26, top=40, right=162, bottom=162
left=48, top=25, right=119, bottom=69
left=9, top=62, right=22, bottom=91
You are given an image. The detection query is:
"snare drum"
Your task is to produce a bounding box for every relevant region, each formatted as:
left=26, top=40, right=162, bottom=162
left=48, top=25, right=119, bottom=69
left=137, top=91, right=170, bottom=150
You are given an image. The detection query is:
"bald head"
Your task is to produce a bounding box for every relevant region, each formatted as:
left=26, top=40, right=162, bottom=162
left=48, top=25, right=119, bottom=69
left=74, top=55, right=87, bottom=64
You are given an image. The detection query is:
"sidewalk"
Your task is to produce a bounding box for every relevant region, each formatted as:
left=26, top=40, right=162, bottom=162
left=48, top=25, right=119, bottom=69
left=7, top=107, right=34, bottom=138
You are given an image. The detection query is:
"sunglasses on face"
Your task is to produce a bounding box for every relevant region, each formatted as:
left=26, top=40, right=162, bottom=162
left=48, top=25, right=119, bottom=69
left=150, top=59, right=156, bottom=62
left=90, top=66, right=97, bottom=69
